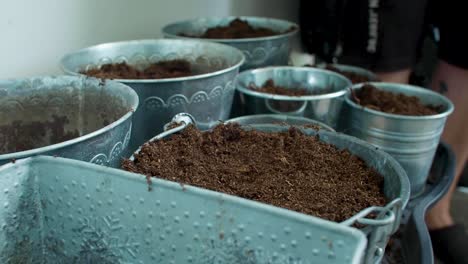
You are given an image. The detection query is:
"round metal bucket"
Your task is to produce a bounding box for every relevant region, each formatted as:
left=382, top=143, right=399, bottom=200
left=226, top=114, right=335, bottom=132
left=0, top=76, right=139, bottom=168
left=341, top=82, right=454, bottom=197
left=131, top=113, right=411, bottom=264
left=322, top=64, right=379, bottom=84
left=61, top=39, right=244, bottom=151
left=162, top=16, right=298, bottom=70
left=235, top=66, right=352, bottom=129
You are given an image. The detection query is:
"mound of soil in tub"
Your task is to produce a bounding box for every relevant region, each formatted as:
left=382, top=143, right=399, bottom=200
left=122, top=123, right=387, bottom=222
left=354, top=84, right=443, bottom=116
left=181, top=18, right=294, bottom=39
left=82, top=60, right=193, bottom=79
left=0, top=115, right=79, bottom=154
left=250, top=79, right=311, bottom=96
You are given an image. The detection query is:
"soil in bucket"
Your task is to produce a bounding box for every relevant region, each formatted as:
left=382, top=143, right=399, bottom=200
left=180, top=18, right=295, bottom=39
left=353, top=84, right=443, bottom=116
left=0, top=115, right=79, bottom=154
left=122, top=123, right=387, bottom=222
left=324, top=65, right=378, bottom=84
left=82, top=60, right=193, bottom=79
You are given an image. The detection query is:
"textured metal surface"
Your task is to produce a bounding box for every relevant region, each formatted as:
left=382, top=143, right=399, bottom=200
left=162, top=16, right=298, bottom=70
left=0, top=156, right=367, bottom=263
left=132, top=114, right=411, bottom=264
left=0, top=76, right=138, bottom=168
left=226, top=114, right=335, bottom=132
left=235, top=67, right=352, bottom=129
left=60, top=39, right=244, bottom=152
left=341, top=82, right=454, bottom=197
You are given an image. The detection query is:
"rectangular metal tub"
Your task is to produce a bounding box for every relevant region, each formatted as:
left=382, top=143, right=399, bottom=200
left=0, top=156, right=366, bottom=264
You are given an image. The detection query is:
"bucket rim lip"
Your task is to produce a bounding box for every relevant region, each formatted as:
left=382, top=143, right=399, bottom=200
left=162, top=16, right=299, bottom=43
left=225, top=114, right=336, bottom=132
left=344, top=82, right=454, bottom=120
left=60, top=39, right=245, bottom=83
left=235, top=66, right=352, bottom=100
left=0, top=76, right=138, bottom=161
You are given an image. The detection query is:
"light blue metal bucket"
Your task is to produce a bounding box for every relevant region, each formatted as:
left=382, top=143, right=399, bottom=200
left=235, top=66, right=352, bottom=129
left=0, top=156, right=367, bottom=263
left=162, top=16, right=298, bottom=71
left=341, top=82, right=454, bottom=197
left=61, top=39, right=244, bottom=152
left=0, top=76, right=138, bottom=168
left=131, top=113, right=411, bottom=264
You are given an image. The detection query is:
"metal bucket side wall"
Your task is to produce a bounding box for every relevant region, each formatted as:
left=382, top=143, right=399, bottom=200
left=125, top=69, right=238, bottom=151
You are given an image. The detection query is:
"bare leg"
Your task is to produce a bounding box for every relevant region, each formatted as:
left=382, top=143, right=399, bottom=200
left=375, top=69, right=411, bottom=83
left=426, top=60, right=468, bottom=229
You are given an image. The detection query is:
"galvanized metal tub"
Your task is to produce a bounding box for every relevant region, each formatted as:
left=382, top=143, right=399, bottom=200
left=235, top=67, right=352, bottom=129
left=0, top=76, right=138, bottom=168
left=226, top=114, right=335, bottom=132
left=60, top=39, right=244, bottom=151
left=131, top=114, right=411, bottom=264
left=341, top=82, right=454, bottom=197
left=321, top=64, right=379, bottom=84
left=162, top=16, right=299, bottom=70
left=0, top=156, right=367, bottom=263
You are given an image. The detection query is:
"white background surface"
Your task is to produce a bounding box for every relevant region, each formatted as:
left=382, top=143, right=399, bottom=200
left=0, top=0, right=299, bottom=78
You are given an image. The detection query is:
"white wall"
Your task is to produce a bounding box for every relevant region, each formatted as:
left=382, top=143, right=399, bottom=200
left=0, top=0, right=299, bottom=78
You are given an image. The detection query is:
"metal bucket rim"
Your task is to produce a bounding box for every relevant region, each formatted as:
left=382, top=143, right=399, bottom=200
left=315, top=63, right=379, bottom=82
left=236, top=66, right=351, bottom=101
left=225, top=114, right=335, bottom=132
left=162, top=16, right=299, bottom=43
left=130, top=122, right=411, bottom=215
left=345, top=82, right=454, bottom=120
left=0, top=75, right=139, bottom=162
left=60, top=39, right=245, bottom=83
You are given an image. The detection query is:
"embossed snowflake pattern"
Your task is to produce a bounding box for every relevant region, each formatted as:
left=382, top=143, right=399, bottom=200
left=77, top=215, right=140, bottom=263
left=193, top=236, right=307, bottom=264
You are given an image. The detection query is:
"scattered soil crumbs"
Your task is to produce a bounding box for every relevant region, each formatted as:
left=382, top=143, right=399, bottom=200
left=353, top=84, right=443, bottom=116
left=181, top=18, right=294, bottom=39
left=82, top=60, right=193, bottom=79
left=122, top=123, right=387, bottom=222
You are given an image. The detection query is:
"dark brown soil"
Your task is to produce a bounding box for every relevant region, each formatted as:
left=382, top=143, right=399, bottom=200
left=181, top=18, right=293, bottom=39
left=250, top=79, right=310, bottom=96
left=122, top=123, right=387, bottom=222
left=0, top=115, right=79, bottom=154
left=354, top=84, right=443, bottom=116
left=82, top=60, right=193, bottom=79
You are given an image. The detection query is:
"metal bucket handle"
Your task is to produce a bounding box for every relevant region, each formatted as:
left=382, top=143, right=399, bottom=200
left=340, top=198, right=402, bottom=228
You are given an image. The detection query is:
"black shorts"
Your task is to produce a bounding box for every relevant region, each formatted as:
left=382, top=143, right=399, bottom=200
left=301, top=0, right=468, bottom=71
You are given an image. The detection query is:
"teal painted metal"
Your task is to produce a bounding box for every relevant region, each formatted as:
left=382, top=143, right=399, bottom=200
left=0, top=156, right=367, bottom=263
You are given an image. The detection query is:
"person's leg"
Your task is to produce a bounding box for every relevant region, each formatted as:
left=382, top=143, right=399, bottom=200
left=375, top=69, right=411, bottom=84
left=426, top=61, right=468, bottom=229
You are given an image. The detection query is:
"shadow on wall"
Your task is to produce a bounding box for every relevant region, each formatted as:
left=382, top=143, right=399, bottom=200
left=229, top=0, right=299, bottom=22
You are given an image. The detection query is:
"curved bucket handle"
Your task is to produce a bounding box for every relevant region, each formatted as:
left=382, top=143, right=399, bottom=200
left=340, top=198, right=402, bottom=228
left=130, top=113, right=195, bottom=160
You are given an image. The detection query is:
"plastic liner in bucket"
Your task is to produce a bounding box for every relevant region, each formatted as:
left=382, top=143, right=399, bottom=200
left=0, top=76, right=138, bottom=168
left=130, top=113, right=411, bottom=264
left=0, top=156, right=367, bottom=263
